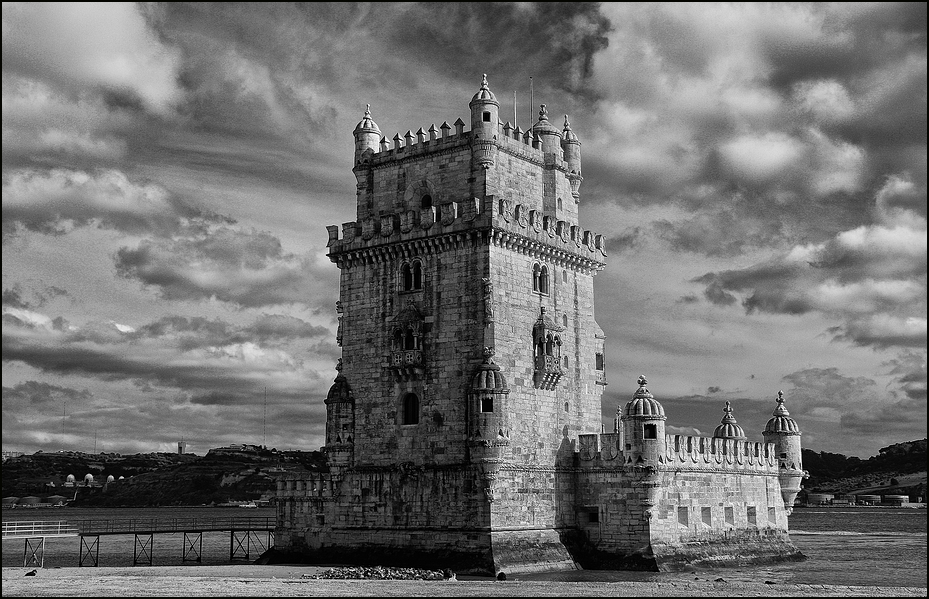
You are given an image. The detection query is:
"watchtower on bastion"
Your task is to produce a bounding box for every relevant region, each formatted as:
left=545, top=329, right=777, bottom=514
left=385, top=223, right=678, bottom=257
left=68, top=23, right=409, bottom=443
left=274, top=76, right=807, bottom=575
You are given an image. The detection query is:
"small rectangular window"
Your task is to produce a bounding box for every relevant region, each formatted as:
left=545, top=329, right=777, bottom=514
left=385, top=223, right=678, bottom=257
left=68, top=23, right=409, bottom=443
left=677, top=507, right=689, bottom=527
left=725, top=506, right=734, bottom=525
left=747, top=506, right=757, bottom=525
left=701, top=507, right=712, bottom=526
left=480, top=397, right=494, bottom=413
left=643, top=424, right=657, bottom=439
left=589, top=510, right=599, bottom=523
left=483, top=111, right=491, bottom=122
left=595, top=352, right=604, bottom=370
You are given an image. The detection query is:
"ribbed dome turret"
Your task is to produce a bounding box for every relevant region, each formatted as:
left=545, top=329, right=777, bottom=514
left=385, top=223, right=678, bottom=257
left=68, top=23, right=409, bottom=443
left=353, top=104, right=380, bottom=136
left=764, top=390, right=800, bottom=434
left=470, top=73, right=498, bottom=106
left=562, top=115, right=578, bottom=143
left=326, top=360, right=353, bottom=403
left=713, top=401, right=746, bottom=440
left=532, top=104, right=562, bottom=137
left=622, top=375, right=666, bottom=419
left=471, top=349, right=509, bottom=392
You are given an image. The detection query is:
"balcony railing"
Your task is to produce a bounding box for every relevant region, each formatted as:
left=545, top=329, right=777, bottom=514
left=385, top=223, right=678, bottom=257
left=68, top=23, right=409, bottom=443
left=596, top=370, right=607, bottom=385
left=534, top=354, right=563, bottom=374
left=392, top=349, right=423, bottom=366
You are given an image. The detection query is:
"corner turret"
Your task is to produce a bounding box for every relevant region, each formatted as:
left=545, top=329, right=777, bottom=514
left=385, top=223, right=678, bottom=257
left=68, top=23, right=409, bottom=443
left=532, top=104, right=563, bottom=157
left=713, top=401, right=746, bottom=440
left=762, top=390, right=806, bottom=514
left=324, top=359, right=355, bottom=468
left=620, top=375, right=667, bottom=467
left=561, top=115, right=582, bottom=199
left=469, top=74, right=499, bottom=169
left=353, top=104, right=381, bottom=166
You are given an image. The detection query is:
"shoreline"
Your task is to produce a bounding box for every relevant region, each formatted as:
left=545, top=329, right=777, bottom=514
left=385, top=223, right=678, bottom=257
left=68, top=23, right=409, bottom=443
left=2, top=565, right=926, bottom=597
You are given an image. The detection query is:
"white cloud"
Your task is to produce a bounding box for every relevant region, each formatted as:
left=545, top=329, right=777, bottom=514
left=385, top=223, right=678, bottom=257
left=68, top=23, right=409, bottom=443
left=1, top=2, right=183, bottom=114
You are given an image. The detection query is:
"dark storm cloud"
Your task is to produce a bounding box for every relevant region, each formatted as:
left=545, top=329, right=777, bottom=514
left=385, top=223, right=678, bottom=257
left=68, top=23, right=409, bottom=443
left=782, top=367, right=877, bottom=408
left=585, top=3, right=925, bottom=262
left=1, top=169, right=230, bottom=241
left=2, top=381, right=91, bottom=406
left=2, top=286, right=30, bottom=310
left=828, top=317, right=928, bottom=350
left=1, top=329, right=314, bottom=405
left=131, top=314, right=329, bottom=350
left=604, top=227, right=643, bottom=254
left=114, top=224, right=337, bottom=308
left=883, top=351, right=928, bottom=402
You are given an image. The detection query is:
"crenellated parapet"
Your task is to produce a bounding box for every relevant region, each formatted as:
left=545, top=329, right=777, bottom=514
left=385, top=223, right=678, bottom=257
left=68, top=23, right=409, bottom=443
left=574, top=432, right=778, bottom=475
left=663, top=434, right=778, bottom=472
left=326, top=194, right=606, bottom=271
left=277, top=471, right=338, bottom=503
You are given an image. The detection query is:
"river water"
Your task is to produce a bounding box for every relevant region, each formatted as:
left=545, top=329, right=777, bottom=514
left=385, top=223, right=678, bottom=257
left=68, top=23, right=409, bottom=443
left=3, top=505, right=926, bottom=588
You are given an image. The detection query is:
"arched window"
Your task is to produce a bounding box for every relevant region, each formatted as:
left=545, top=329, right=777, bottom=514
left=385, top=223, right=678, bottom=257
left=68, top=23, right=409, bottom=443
left=400, top=260, right=423, bottom=292
left=532, top=263, right=541, bottom=292
left=402, top=393, right=420, bottom=425
left=412, top=261, right=422, bottom=290
left=562, top=314, right=568, bottom=327
left=393, top=329, right=403, bottom=350
left=557, top=197, right=563, bottom=210
left=404, top=328, right=416, bottom=350
left=421, top=195, right=433, bottom=210
left=545, top=334, right=554, bottom=356
left=562, top=269, right=568, bottom=283
left=539, top=265, right=549, bottom=294
left=401, top=263, right=413, bottom=291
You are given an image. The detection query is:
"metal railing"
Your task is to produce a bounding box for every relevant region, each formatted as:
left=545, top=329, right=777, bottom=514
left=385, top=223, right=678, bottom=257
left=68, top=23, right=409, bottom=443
left=73, top=516, right=275, bottom=535
left=2, top=521, right=78, bottom=538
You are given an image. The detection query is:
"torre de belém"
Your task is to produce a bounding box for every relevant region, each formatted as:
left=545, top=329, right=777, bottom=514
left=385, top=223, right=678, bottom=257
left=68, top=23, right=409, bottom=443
left=273, top=75, right=808, bottom=575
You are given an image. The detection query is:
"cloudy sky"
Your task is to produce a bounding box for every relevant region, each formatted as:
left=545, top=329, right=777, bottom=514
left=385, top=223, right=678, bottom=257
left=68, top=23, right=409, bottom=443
left=2, top=3, right=925, bottom=459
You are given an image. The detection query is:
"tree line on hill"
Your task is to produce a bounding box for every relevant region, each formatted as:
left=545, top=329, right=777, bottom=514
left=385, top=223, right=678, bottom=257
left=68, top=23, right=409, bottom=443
left=2, top=439, right=925, bottom=507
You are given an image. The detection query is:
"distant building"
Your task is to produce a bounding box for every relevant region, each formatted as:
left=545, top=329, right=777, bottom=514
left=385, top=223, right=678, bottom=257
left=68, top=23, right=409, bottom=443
left=178, top=441, right=187, bottom=455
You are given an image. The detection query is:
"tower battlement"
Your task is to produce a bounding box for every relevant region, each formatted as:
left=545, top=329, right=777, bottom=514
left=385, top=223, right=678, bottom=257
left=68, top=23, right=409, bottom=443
left=576, top=432, right=779, bottom=473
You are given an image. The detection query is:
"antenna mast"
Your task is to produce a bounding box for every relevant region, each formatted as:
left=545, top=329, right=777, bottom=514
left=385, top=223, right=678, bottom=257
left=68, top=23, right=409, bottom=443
left=263, top=387, right=267, bottom=448
left=529, top=77, right=533, bottom=131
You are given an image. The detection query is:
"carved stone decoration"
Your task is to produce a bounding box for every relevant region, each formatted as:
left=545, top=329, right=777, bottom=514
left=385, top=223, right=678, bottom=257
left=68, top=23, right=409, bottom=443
left=500, top=198, right=511, bottom=222
left=336, top=316, right=343, bottom=346
left=482, top=277, right=494, bottom=322
left=399, top=210, right=416, bottom=233
left=380, top=214, right=395, bottom=237
left=335, top=301, right=343, bottom=314
left=515, top=204, right=529, bottom=228
left=603, top=436, right=621, bottom=461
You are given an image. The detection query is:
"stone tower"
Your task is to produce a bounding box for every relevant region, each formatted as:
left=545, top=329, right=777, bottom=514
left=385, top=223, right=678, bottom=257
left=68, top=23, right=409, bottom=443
left=327, top=75, right=607, bottom=473
left=763, top=390, right=806, bottom=513
left=313, top=75, right=607, bottom=572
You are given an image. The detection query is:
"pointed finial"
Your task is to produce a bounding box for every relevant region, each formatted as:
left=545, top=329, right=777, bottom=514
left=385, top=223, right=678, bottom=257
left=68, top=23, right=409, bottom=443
left=482, top=346, right=496, bottom=361
left=637, top=375, right=648, bottom=387
left=335, top=358, right=343, bottom=372
left=365, top=104, right=370, bottom=115
left=724, top=400, right=732, bottom=414
left=481, top=73, right=488, bottom=88
left=777, top=390, right=784, bottom=403
left=539, top=104, right=548, bottom=121
left=563, top=115, right=571, bottom=129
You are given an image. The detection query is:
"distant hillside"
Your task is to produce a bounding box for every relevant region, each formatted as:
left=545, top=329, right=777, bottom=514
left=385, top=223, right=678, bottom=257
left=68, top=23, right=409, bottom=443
left=803, top=438, right=927, bottom=498
left=2, top=447, right=326, bottom=507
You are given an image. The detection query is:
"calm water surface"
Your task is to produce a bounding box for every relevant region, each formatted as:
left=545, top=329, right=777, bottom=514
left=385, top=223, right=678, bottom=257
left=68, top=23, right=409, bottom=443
left=3, top=505, right=926, bottom=588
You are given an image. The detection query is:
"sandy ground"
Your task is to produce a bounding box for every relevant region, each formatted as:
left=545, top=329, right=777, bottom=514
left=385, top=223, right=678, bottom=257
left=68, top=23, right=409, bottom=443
left=2, top=565, right=927, bottom=597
